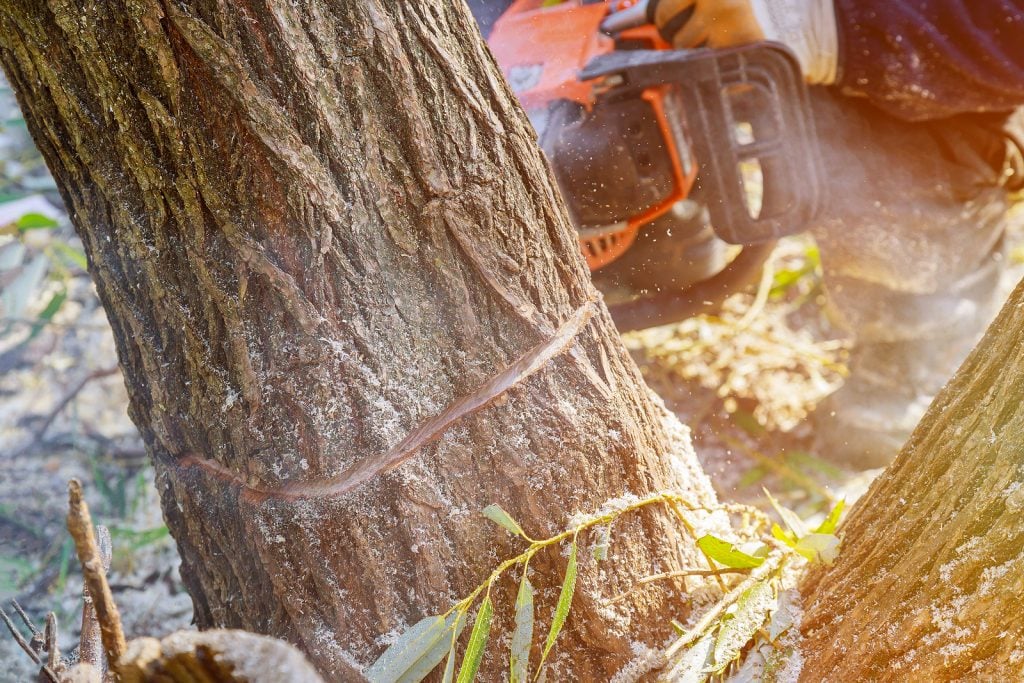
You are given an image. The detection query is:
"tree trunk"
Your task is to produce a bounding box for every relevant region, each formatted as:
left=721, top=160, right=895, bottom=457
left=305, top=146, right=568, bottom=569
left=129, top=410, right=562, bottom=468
left=799, top=279, right=1024, bottom=680
left=0, top=1, right=719, bottom=678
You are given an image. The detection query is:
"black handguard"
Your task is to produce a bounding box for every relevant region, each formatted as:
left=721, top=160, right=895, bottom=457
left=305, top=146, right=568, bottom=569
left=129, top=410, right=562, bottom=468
left=580, top=42, right=826, bottom=245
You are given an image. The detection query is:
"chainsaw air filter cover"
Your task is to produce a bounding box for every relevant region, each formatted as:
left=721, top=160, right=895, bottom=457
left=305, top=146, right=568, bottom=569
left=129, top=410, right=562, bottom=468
left=580, top=42, right=827, bottom=245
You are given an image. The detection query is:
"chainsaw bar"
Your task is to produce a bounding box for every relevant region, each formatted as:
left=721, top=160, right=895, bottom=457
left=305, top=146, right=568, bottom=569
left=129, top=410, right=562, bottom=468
left=580, top=42, right=826, bottom=245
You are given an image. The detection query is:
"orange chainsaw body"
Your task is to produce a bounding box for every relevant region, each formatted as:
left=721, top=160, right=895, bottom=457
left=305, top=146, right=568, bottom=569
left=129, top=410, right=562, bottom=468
left=488, top=1, right=697, bottom=270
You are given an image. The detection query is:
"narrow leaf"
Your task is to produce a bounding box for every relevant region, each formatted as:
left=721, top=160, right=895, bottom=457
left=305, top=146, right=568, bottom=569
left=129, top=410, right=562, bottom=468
left=536, top=543, right=578, bottom=678
left=456, top=596, right=493, bottom=683
left=793, top=533, right=840, bottom=565
left=663, top=631, right=715, bottom=683
left=771, top=523, right=796, bottom=547
left=696, top=535, right=765, bottom=569
left=366, top=614, right=455, bottom=683
left=26, top=289, right=66, bottom=341
left=509, top=572, right=534, bottom=683
left=763, top=488, right=807, bottom=538
left=15, top=212, right=59, bottom=231
left=712, top=581, right=774, bottom=672
left=51, top=242, right=88, bottom=270
left=481, top=504, right=527, bottom=538
left=814, top=499, right=845, bottom=535
left=398, top=611, right=466, bottom=683
left=441, top=638, right=459, bottom=683
left=768, top=589, right=799, bottom=642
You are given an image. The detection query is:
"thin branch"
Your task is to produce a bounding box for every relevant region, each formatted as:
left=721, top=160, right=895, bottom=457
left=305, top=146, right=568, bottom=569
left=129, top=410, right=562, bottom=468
left=9, top=598, right=39, bottom=637
left=604, top=567, right=752, bottom=606
left=9, top=366, right=119, bottom=457
left=0, top=605, right=40, bottom=664
left=67, top=480, right=126, bottom=665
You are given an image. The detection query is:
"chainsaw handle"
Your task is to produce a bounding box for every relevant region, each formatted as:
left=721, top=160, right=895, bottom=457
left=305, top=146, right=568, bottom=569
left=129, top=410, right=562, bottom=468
left=580, top=43, right=826, bottom=244
left=601, top=0, right=651, bottom=33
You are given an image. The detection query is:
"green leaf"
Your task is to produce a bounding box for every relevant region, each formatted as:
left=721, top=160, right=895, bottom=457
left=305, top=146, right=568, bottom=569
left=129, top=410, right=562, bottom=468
left=768, top=589, right=798, bottom=642
left=793, top=533, right=840, bottom=565
left=814, top=500, right=845, bottom=535
left=456, top=596, right=493, bottom=683
left=763, top=488, right=807, bottom=538
left=25, top=289, right=66, bottom=342
left=536, top=543, right=577, bottom=679
left=663, top=631, right=715, bottom=683
left=441, top=628, right=460, bottom=683
left=510, top=572, right=534, bottom=683
left=771, top=523, right=796, bottom=547
left=366, top=614, right=459, bottom=683
left=398, top=612, right=466, bottom=683
left=696, top=535, right=765, bottom=569
left=481, top=504, right=527, bottom=538
left=15, top=212, right=59, bottom=231
left=441, top=635, right=459, bottom=683
left=51, top=241, right=88, bottom=270
left=712, top=581, right=774, bottom=672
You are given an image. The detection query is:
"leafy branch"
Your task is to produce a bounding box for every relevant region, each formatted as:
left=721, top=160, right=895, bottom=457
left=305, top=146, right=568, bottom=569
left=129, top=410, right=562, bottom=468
left=365, top=491, right=843, bottom=683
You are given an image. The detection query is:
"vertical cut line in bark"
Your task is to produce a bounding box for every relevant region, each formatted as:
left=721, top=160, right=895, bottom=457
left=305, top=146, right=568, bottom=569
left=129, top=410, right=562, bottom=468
left=181, top=298, right=599, bottom=501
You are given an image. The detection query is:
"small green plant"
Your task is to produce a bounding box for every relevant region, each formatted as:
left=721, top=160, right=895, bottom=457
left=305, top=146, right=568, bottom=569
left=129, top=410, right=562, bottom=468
left=365, top=492, right=844, bottom=683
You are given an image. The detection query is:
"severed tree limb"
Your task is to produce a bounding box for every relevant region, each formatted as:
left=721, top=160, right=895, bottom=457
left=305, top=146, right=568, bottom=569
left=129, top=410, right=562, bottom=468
left=67, top=480, right=126, bottom=666
left=79, top=525, right=112, bottom=673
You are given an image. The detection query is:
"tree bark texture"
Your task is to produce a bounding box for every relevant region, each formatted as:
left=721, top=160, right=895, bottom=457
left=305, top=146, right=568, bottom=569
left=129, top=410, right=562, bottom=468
left=0, top=1, right=720, bottom=679
left=799, top=279, right=1024, bottom=680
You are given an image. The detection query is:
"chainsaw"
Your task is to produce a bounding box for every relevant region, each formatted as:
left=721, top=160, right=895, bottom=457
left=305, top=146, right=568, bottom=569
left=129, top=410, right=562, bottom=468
left=483, top=0, right=826, bottom=330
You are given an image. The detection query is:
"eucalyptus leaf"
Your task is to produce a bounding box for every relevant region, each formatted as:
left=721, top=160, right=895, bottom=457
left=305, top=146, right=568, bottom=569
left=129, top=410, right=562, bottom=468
left=481, top=504, right=527, bottom=538
left=712, top=581, right=774, bottom=673
left=536, top=543, right=577, bottom=678
left=510, top=572, right=534, bottom=683
left=814, top=499, right=845, bottom=535
left=366, top=613, right=459, bottom=683
left=397, top=612, right=467, bottom=683
left=696, top=535, right=765, bottom=569
left=456, top=595, right=493, bottom=683
left=763, top=488, right=807, bottom=538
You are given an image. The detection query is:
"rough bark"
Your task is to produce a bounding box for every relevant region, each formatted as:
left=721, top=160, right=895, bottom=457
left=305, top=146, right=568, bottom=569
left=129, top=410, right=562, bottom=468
left=800, top=279, right=1024, bottom=680
left=0, top=1, right=718, bottom=679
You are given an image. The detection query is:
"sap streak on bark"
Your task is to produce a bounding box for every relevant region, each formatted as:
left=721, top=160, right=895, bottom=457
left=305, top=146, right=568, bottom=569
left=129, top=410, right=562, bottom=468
left=0, top=0, right=717, bottom=679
